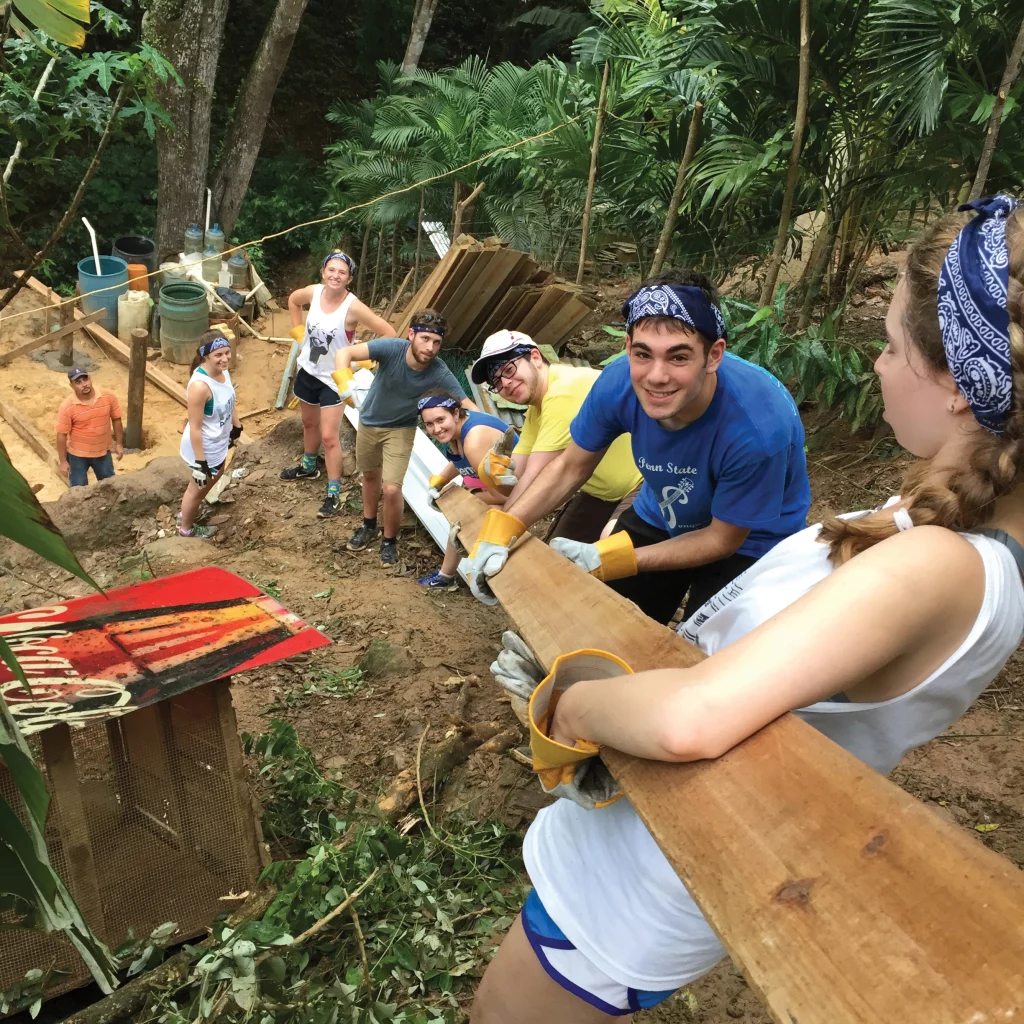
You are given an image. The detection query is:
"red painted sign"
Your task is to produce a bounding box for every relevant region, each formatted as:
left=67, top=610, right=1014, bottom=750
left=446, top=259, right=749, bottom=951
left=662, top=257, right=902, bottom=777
left=0, top=568, right=331, bottom=734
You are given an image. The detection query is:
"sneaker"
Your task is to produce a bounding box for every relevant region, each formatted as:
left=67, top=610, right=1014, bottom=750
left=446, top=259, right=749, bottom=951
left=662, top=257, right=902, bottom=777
left=179, top=523, right=218, bottom=540
left=417, top=569, right=456, bottom=590
left=280, top=463, right=321, bottom=481
left=346, top=524, right=381, bottom=551
left=379, top=538, right=398, bottom=565
left=317, top=494, right=343, bottom=518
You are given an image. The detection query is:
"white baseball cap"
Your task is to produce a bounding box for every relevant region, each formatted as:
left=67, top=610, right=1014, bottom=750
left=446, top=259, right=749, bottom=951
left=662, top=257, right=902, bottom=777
left=469, top=330, right=538, bottom=384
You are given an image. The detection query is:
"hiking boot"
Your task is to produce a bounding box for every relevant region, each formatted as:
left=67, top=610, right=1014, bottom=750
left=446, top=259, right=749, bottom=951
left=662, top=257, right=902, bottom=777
left=280, top=463, right=321, bottom=481
left=417, top=569, right=456, bottom=590
left=346, top=523, right=381, bottom=551
left=317, top=494, right=343, bottom=518
left=179, top=523, right=218, bottom=540
left=379, top=538, right=398, bottom=565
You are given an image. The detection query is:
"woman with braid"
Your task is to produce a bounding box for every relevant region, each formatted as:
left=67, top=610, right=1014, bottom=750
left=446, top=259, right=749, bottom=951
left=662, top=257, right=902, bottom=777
left=472, top=197, right=1024, bottom=1022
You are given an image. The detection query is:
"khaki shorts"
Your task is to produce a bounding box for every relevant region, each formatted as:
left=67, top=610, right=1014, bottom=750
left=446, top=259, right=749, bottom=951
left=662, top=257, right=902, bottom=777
left=356, top=424, right=416, bottom=487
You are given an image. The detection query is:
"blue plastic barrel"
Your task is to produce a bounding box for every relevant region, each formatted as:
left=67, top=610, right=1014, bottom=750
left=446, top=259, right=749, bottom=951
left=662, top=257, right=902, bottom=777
left=78, top=256, right=129, bottom=334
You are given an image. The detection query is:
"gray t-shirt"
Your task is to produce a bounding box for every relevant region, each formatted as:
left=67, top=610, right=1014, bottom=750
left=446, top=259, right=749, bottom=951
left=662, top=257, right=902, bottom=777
left=360, top=338, right=467, bottom=428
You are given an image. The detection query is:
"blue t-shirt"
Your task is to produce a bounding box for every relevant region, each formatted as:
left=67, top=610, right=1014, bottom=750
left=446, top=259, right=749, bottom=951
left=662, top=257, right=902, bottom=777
left=569, top=353, right=810, bottom=558
left=444, top=410, right=515, bottom=477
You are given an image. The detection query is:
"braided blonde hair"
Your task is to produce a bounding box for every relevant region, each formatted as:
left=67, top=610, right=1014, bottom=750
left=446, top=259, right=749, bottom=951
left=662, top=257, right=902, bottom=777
left=820, top=207, right=1024, bottom=564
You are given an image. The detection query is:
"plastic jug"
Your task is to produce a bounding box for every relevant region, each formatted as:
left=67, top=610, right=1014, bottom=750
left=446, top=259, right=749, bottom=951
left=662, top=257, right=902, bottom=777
left=205, top=222, right=225, bottom=254
left=117, top=289, right=152, bottom=342
left=184, top=223, right=203, bottom=256
left=201, top=244, right=220, bottom=283
left=228, top=252, right=248, bottom=289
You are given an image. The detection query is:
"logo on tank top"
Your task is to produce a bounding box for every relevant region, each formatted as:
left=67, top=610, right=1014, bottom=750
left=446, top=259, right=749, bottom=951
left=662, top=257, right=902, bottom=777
left=307, top=325, right=338, bottom=364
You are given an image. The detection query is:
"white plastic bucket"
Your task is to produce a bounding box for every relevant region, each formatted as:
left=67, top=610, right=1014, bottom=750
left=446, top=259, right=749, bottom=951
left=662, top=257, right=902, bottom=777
left=117, top=290, right=152, bottom=342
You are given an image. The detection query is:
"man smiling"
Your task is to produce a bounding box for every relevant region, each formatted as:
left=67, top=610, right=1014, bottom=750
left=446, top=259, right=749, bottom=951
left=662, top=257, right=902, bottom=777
left=465, top=270, right=811, bottom=623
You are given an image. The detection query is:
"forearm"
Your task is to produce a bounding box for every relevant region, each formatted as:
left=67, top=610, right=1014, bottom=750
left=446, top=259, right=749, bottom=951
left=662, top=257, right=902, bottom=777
left=335, top=343, right=369, bottom=370
left=55, top=434, right=67, bottom=459
left=635, top=524, right=747, bottom=572
left=505, top=449, right=594, bottom=526
left=364, top=311, right=394, bottom=337
left=112, top=419, right=123, bottom=446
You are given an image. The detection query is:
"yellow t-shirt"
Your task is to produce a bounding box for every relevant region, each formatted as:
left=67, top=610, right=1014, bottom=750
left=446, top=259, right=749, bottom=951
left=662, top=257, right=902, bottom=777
left=513, top=364, right=643, bottom=503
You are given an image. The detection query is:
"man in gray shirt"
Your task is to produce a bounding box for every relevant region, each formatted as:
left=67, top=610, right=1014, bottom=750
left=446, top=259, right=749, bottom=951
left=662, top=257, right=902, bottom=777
left=332, top=309, right=474, bottom=564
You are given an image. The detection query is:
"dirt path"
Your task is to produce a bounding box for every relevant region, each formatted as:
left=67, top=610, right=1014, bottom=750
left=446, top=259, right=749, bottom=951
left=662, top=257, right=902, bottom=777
left=2, top=398, right=1021, bottom=1024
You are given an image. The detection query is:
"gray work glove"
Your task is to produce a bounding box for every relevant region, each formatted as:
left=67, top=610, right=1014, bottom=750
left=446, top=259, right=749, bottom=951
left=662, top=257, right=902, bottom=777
left=489, top=630, right=544, bottom=701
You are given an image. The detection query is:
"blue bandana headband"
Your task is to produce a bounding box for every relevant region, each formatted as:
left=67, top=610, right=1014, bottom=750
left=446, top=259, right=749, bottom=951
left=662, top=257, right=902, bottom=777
left=622, top=284, right=727, bottom=342
left=200, top=336, right=231, bottom=357
left=417, top=395, right=460, bottom=412
left=322, top=251, right=356, bottom=274
left=938, top=195, right=1019, bottom=434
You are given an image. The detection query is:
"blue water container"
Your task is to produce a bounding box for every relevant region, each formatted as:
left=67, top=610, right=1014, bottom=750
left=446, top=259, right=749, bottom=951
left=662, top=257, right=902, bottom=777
left=77, top=256, right=129, bottom=334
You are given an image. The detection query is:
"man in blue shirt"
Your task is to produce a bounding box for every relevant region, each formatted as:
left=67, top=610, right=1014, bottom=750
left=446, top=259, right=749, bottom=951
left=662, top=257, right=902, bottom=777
left=465, top=270, right=811, bottom=624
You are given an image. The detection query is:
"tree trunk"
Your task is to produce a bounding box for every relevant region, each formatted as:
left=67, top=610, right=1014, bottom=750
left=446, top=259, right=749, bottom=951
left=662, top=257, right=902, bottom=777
left=144, top=0, right=231, bottom=261
left=969, top=16, right=1024, bottom=201
left=648, top=101, right=703, bottom=278
left=414, top=188, right=424, bottom=291
left=452, top=181, right=484, bottom=240
left=390, top=223, right=399, bottom=294
left=370, top=224, right=384, bottom=306
left=401, top=0, right=440, bottom=74
left=797, top=210, right=836, bottom=330
left=758, top=0, right=811, bottom=308
left=357, top=219, right=372, bottom=297
left=210, top=0, right=310, bottom=238
left=576, top=61, right=610, bottom=287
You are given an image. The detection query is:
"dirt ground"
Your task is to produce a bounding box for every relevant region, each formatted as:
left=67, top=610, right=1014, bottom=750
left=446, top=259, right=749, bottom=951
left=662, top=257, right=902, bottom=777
left=2, top=282, right=1022, bottom=1024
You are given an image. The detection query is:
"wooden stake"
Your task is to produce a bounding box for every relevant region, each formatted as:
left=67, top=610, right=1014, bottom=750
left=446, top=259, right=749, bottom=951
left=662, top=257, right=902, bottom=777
left=125, top=327, right=147, bottom=450
left=452, top=181, right=485, bottom=241
left=58, top=298, right=75, bottom=366
left=576, top=61, right=610, bottom=287
left=414, top=188, right=424, bottom=291
left=649, top=101, right=704, bottom=278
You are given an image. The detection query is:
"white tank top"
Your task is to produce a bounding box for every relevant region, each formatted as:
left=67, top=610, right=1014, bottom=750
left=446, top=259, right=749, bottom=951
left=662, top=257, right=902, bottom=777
left=296, top=286, right=355, bottom=391
left=523, top=507, right=1024, bottom=991
left=179, top=367, right=236, bottom=469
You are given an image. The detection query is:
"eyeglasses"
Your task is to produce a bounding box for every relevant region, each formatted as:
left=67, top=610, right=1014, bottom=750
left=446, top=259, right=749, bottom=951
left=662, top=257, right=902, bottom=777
left=486, top=356, right=523, bottom=391
left=411, top=312, right=447, bottom=332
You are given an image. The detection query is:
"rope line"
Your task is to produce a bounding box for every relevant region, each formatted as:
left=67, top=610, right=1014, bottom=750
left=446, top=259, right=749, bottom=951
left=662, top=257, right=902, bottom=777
left=1, top=116, right=583, bottom=325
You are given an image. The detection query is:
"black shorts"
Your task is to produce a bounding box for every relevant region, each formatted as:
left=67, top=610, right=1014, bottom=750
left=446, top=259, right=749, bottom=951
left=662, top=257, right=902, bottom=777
left=294, top=366, right=342, bottom=408
left=608, top=506, right=757, bottom=625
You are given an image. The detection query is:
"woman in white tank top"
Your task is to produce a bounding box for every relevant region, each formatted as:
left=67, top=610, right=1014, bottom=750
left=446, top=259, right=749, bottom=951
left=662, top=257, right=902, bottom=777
left=177, top=331, right=240, bottom=540
left=281, top=251, right=394, bottom=520
left=472, top=197, right=1024, bottom=1022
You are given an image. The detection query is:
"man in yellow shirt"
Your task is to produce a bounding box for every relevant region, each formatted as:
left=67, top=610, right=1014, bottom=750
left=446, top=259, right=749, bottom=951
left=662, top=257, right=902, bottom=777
left=469, top=331, right=642, bottom=542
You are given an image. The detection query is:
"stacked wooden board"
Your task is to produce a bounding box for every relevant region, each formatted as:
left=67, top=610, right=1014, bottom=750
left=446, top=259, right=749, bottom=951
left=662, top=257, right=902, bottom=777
left=393, top=235, right=596, bottom=351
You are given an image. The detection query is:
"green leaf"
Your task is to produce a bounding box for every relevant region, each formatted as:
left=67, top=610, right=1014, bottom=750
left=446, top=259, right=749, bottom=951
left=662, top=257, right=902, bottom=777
left=12, top=0, right=88, bottom=48
left=0, top=441, right=93, bottom=588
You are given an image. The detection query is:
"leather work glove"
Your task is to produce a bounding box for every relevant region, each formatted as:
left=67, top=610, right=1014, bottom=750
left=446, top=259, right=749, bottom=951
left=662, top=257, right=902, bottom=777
left=330, top=367, right=357, bottom=408
left=476, top=427, right=519, bottom=489
left=490, top=630, right=544, bottom=702
left=428, top=473, right=448, bottom=491
left=354, top=359, right=375, bottom=371
left=529, top=649, right=632, bottom=810
left=448, top=519, right=468, bottom=558
left=466, top=508, right=527, bottom=606
left=550, top=532, right=638, bottom=582
left=229, top=424, right=243, bottom=447
left=191, top=459, right=215, bottom=488
left=289, top=325, right=305, bottom=344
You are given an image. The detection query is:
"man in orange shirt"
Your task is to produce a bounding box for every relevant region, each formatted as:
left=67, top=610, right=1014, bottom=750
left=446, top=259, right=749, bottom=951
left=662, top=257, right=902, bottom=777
left=55, top=368, right=124, bottom=487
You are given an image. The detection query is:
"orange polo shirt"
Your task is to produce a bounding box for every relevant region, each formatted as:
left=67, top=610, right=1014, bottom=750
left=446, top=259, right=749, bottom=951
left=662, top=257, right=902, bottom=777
left=55, top=392, right=121, bottom=458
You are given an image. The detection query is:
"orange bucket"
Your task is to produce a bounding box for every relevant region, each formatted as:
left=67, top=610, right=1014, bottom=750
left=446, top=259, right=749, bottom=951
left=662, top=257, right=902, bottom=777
left=127, top=263, right=148, bottom=291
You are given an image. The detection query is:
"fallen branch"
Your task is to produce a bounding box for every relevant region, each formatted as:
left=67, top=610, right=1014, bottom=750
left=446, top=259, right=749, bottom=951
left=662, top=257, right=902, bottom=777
left=61, top=885, right=278, bottom=1024
left=374, top=721, right=501, bottom=823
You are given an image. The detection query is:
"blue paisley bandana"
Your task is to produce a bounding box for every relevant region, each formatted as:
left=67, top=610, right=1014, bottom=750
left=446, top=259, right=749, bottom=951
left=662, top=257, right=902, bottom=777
left=322, top=251, right=356, bottom=274
left=417, top=395, right=459, bottom=412
left=937, top=195, right=1019, bottom=434
left=199, top=336, right=231, bottom=357
left=622, top=284, right=727, bottom=342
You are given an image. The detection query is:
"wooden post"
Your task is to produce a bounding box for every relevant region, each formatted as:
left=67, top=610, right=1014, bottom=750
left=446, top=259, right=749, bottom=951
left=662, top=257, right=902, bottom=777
left=58, top=299, right=75, bottom=366
left=40, top=724, right=107, bottom=932
left=414, top=188, right=424, bottom=292
left=125, top=327, right=147, bottom=450
left=576, top=61, right=610, bottom=287
left=648, top=102, right=704, bottom=278
left=452, top=181, right=485, bottom=242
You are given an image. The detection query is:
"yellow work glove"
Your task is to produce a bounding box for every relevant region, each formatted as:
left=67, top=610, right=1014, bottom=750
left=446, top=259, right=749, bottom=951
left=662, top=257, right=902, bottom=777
left=476, top=427, right=519, bottom=489
left=354, top=359, right=376, bottom=370
left=427, top=473, right=450, bottom=511
left=428, top=474, right=448, bottom=490
left=330, top=367, right=356, bottom=408
left=528, top=649, right=632, bottom=810
left=289, top=325, right=305, bottom=343
left=466, top=508, right=527, bottom=606
left=549, top=531, right=637, bottom=582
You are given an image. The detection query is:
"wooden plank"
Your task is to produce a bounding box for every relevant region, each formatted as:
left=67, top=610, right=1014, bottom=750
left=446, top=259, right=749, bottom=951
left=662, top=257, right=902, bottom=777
left=437, top=487, right=1024, bottom=1024
left=472, top=285, right=532, bottom=345
left=39, top=723, right=106, bottom=932
left=461, top=250, right=534, bottom=341
left=449, top=248, right=531, bottom=341
left=16, top=273, right=189, bottom=407
left=0, top=394, right=65, bottom=482
left=394, top=241, right=474, bottom=336
left=0, top=308, right=103, bottom=366
left=532, top=296, right=596, bottom=351
left=516, top=285, right=574, bottom=338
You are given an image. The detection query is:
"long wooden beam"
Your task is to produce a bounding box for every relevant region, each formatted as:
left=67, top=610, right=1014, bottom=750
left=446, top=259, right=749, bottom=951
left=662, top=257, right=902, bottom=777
left=0, top=307, right=104, bottom=366
left=14, top=273, right=188, bottom=407
left=438, top=487, right=1024, bottom=1023
left=0, top=395, right=65, bottom=484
